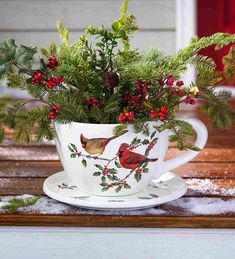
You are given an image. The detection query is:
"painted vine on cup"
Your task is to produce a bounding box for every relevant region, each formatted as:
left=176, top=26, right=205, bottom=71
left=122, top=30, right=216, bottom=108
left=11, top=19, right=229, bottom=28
left=68, top=130, right=158, bottom=193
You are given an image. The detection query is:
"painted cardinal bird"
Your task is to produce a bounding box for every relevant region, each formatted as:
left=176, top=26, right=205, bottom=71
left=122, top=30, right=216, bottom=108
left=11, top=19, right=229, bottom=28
left=117, top=143, right=158, bottom=170
left=80, top=130, right=128, bottom=155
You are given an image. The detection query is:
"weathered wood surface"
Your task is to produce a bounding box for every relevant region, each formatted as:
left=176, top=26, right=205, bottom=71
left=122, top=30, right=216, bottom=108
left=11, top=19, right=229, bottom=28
left=0, top=106, right=234, bottom=227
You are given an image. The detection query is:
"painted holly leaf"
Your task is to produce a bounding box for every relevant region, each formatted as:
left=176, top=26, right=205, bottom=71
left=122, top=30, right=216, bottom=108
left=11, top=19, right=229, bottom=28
left=150, top=130, right=157, bottom=139
left=152, top=137, right=158, bottom=145
left=115, top=161, right=122, bottom=168
left=124, top=183, right=131, bottom=189
left=95, top=164, right=103, bottom=170
left=131, top=137, right=141, bottom=146
left=109, top=168, right=118, bottom=174
left=143, top=168, right=149, bottom=173
left=142, top=139, right=149, bottom=145
left=93, top=171, right=101, bottom=176
left=102, top=186, right=109, bottom=192
left=134, top=173, right=141, bottom=182
left=145, top=149, right=150, bottom=157
left=82, top=159, right=87, bottom=167
left=150, top=194, right=158, bottom=198
left=115, top=186, right=122, bottom=193
left=138, top=196, right=152, bottom=200
left=68, top=144, right=75, bottom=153
left=69, top=143, right=78, bottom=152
left=70, top=153, right=76, bottom=158
left=101, top=176, right=106, bottom=182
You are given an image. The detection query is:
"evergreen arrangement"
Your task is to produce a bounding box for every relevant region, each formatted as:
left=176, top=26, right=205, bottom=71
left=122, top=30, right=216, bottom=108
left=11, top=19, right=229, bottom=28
left=0, top=0, right=235, bottom=151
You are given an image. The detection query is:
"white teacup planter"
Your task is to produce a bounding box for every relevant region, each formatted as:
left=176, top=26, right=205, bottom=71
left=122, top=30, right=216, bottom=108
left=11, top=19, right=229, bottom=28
left=53, top=118, right=208, bottom=197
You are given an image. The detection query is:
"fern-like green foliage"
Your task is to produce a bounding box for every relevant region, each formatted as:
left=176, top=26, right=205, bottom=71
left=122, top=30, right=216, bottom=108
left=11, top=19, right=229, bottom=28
left=0, top=0, right=234, bottom=150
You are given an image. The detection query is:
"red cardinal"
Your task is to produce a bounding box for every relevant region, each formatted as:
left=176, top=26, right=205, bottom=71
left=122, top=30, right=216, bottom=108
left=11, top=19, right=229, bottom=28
left=117, top=143, right=158, bottom=170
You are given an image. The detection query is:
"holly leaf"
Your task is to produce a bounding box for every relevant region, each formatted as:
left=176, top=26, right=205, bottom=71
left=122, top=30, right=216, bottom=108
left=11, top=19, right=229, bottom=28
left=93, top=171, right=101, bottom=176
left=82, top=159, right=87, bottom=167
left=124, top=183, right=131, bottom=189
left=115, top=161, right=122, bottom=168
left=115, top=186, right=122, bottom=193
left=102, top=186, right=109, bottom=192
left=70, top=153, right=76, bottom=158
left=95, top=164, right=103, bottom=170
left=70, top=143, right=78, bottom=152
left=109, top=168, right=118, bottom=174
left=134, top=173, right=141, bottom=182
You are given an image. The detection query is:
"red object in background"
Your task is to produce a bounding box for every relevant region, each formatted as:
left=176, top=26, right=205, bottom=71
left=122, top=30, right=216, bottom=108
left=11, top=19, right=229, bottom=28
left=197, top=0, right=235, bottom=71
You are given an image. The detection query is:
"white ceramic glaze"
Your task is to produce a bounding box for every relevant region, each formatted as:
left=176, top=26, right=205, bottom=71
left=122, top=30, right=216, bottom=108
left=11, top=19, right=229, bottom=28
left=53, top=118, right=207, bottom=197
left=43, top=171, right=187, bottom=210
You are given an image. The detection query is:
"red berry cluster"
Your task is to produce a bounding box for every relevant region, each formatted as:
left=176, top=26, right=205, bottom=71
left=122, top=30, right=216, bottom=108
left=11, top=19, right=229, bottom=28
left=48, top=105, right=60, bottom=120
left=170, top=88, right=184, bottom=96
left=149, top=106, right=168, bottom=121
left=118, top=111, right=134, bottom=122
left=32, top=72, right=44, bottom=84
left=122, top=79, right=151, bottom=110
left=184, top=96, right=196, bottom=105
left=47, top=56, right=59, bottom=69
left=87, top=97, right=103, bottom=109
left=46, top=76, right=64, bottom=89
left=159, top=106, right=168, bottom=120
left=102, top=166, right=109, bottom=176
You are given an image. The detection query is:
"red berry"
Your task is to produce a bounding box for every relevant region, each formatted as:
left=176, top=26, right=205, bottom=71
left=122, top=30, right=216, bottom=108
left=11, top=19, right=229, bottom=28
left=118, top=113, right=126, bottom=122
left=184, top=96, right=196, bottom=105
left=48, top=111, right=55, bottom=120
left=142, top=86, right=148, bottom=94
left=165, top=75, right=174, bottom=86
left=176, top=80, right=184, bottom=86
left=76, top=152, right=82, bottom=157
left=150, top=110, right=157, bottom=119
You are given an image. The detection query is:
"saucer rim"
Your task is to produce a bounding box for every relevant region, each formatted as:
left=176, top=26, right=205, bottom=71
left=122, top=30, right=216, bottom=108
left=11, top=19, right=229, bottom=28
left=43, top=171, right=187, bottom=210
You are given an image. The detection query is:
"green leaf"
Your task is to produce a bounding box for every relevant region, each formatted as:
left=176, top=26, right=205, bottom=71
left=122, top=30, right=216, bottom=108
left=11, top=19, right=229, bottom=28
left=111, top=21, right=120, bottom=32
left=70, top=143, right=78, bottom=152
left=134, top=173, right=141, bottom=182
left=70, top=153, right=76, bottom=158
left=57, top=20, right=69, bottom=46
left=82, top=159, right=87, bottom=167
left=143, top=168, right=149, bottom=173
left=150, top=130, right=157, bottom=139
left=115, top=186, right=122, bottom=193
left=93, top=171, right=101, bottom=176
left=0, top=127, right=4, bottom=143
left=113, top=124, right=128, bottom=136
left=102, top=186, right=109, bottom=192
left=115, top=161, right=122, bottom=168
left=142, top=139, right=149, bottom=145
left=15, top=45, right=37, bottom=65
left=168, top=134, right=178, bottom=142
left=95, top=164, right=103, bottom=170
left=0, top=60, right=12, bottom=76
left=109, top=168, right=118, bottom=174
left=1, top=196, right=40, bottom=213
left=124, top=183, right=131, bottom=189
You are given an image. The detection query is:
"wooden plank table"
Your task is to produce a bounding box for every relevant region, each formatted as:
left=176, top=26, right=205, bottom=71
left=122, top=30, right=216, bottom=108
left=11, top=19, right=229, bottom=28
left=0, top=106, right=235, bottom=228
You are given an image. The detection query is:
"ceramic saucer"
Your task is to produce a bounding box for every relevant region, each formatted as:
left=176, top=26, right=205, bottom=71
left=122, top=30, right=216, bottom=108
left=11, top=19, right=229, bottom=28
left=43, top=171, right=187, bottom=210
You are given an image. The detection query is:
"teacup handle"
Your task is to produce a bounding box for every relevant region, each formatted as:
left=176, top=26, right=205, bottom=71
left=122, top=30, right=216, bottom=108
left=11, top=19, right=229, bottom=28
left=162, top=118, right=208, bottom=173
